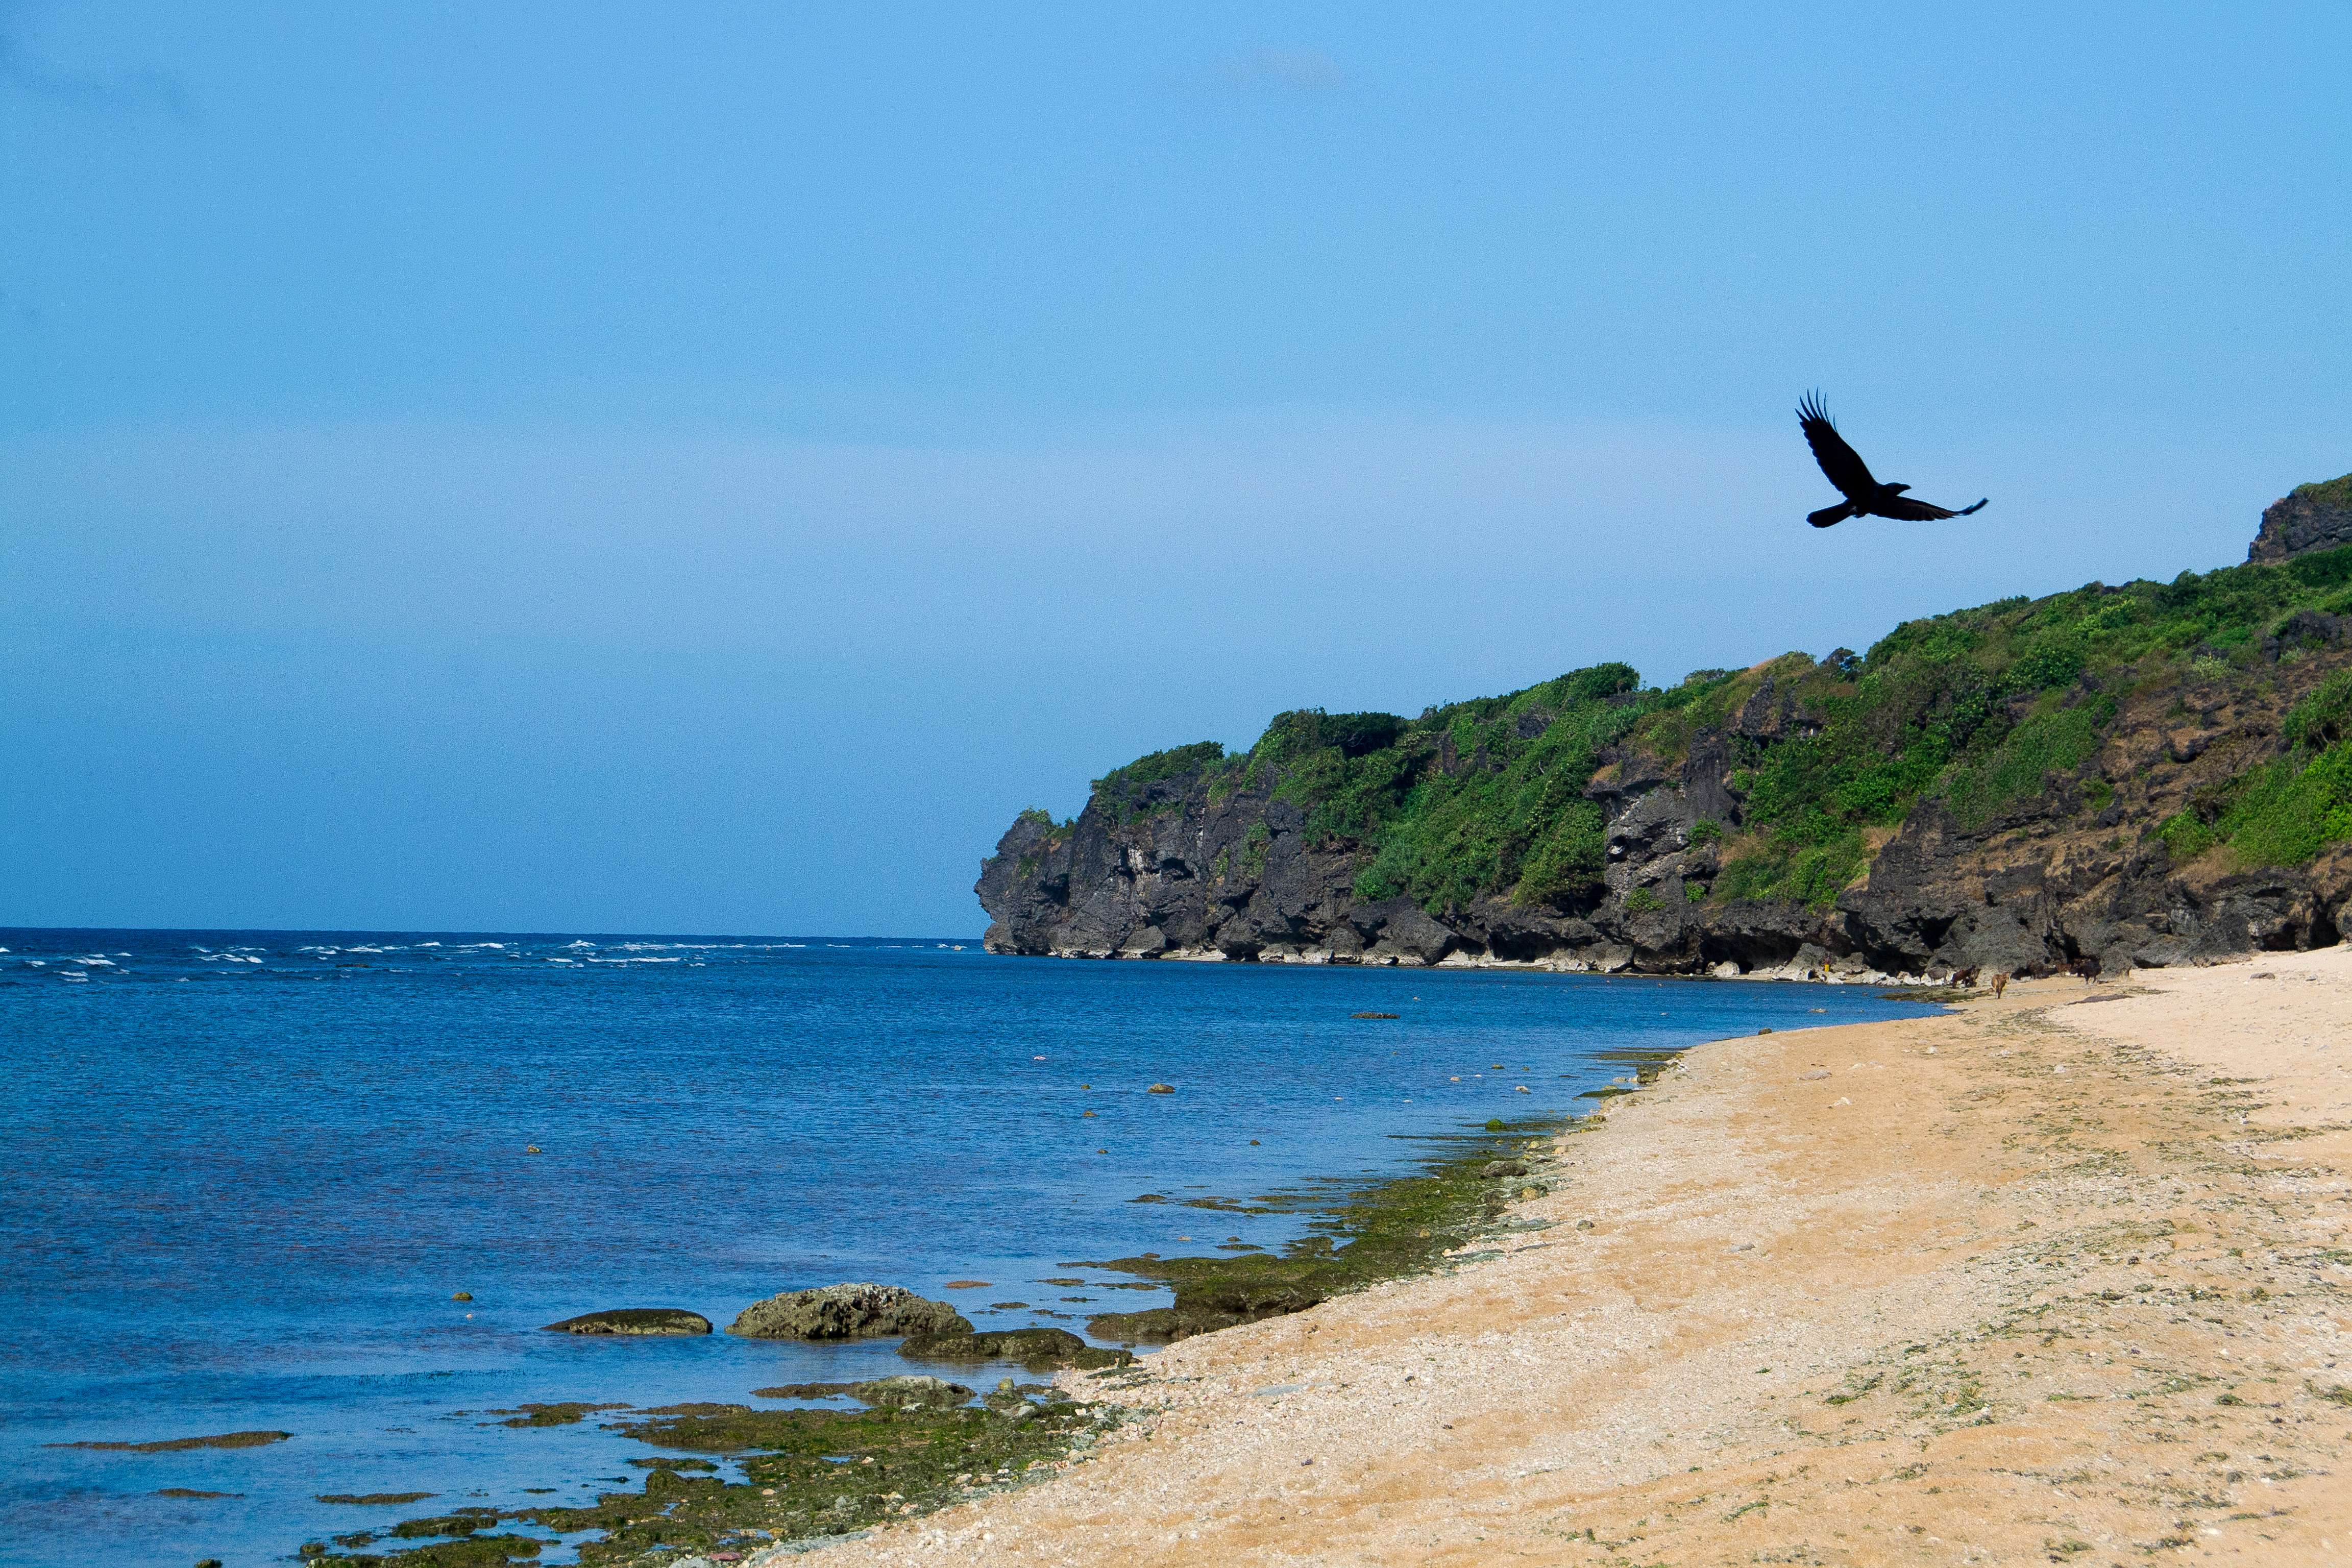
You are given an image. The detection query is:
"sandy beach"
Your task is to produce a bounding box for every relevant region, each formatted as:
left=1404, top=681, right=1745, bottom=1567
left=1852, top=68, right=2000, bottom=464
left=800, top=953, right=2352, bottom=1565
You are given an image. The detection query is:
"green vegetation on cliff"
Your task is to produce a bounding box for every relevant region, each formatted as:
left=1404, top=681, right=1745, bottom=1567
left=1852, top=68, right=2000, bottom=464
left=2290, top=472, right=2352, bottom=510
left=1085, top=538, right=2352, bottom=917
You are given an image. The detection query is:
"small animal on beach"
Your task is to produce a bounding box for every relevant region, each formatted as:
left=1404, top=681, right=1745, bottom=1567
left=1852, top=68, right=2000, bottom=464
left=1797, top=392, right=1988, bottom=528
left=1991, top=971, right=2010, bottom=998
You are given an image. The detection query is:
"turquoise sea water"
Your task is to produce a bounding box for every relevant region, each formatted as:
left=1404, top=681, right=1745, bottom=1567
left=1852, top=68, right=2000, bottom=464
left=0, top=929, right=1939, bottom=1566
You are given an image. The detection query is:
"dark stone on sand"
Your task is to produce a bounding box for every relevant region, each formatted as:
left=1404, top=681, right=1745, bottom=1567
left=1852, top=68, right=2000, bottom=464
left=898, top=1326, right=1133, bottom=1370
left=1479, top=1159, right=1530, bottom=1180
left=848, top=1375, right=974, bottom=1411
left=50, top=1430, right=290, bottom=1453
left=541, top=1307, right=712, bottom=1336
left=729, top=1282, right=972, bottom=1341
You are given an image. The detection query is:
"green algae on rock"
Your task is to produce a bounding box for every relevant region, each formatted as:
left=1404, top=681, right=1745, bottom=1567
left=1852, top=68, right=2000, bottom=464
left=486, top=1402, right=627, bottom=1427
left=896, top=1325, right=1132, bottom=1370
left=540, top=1308, right=712, bottom=1336
left=728, top=1282, right=970, bottom=1340
left=312, top=1396, right=1120, bottom=1565
left=847, top=1374, right=974, bottom=1410
left=321, top=1537, right=543, bottom=1566
left=48, top=1429, right=291, bottom=1453
left=1085, top=1119, right=1571, bottom=1342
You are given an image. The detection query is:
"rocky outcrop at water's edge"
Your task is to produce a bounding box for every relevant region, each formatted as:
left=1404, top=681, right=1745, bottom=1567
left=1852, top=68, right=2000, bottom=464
left=980, top=487, right=2352, bottom=983
left=729, top=1283, right=970, bottom=1341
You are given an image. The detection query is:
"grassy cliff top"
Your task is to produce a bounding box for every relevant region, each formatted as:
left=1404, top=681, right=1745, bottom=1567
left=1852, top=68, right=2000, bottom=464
left=2290, top=472, right=2352, bottom=509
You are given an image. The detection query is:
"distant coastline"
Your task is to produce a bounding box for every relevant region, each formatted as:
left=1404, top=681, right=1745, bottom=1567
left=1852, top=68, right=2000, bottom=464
left=982, top=473, right=2352, bottom=985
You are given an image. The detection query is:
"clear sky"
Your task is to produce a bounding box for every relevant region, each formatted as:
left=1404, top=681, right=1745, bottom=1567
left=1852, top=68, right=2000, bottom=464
left=3, top=3, right=2347, bottom=936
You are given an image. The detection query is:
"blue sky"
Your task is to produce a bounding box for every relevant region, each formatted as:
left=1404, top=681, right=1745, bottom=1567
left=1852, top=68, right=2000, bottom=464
left=3, top=2, right=2347, bottom=934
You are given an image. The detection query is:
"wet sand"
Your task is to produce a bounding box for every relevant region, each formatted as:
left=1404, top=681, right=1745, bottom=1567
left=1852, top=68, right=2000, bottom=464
left=797, top=950, right=2352, bottom=1565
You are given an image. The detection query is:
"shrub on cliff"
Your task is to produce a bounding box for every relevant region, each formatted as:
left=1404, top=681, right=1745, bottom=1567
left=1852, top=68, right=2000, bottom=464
left=1091, top=741, right=1226, bottom=821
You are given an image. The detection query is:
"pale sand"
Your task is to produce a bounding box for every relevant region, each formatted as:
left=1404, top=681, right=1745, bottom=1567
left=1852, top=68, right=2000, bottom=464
left=800, top=954, right=2352, bottom=1565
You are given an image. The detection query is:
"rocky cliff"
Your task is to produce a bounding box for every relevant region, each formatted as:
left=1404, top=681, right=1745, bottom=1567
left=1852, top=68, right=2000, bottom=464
left=2249, top=473, right=2352, bottom=563
left=981, top=477, right=2352, bottom=982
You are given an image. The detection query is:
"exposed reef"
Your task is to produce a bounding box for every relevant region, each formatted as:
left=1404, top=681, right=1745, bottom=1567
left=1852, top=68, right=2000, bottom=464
left=315, top=1394, right=1120, bottom=1566
left=727, top=1283, right=969, bottom=1341
left=1083, top=1115, right=1572, bottom=1342
left=48, top=1429, right=290, bottom=1453
left=541, top=1308, right=710, bottom=1336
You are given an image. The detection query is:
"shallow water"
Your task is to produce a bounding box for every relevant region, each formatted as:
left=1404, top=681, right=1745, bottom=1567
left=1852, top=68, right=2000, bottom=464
left=0, top=929, right=1937, bottom=1566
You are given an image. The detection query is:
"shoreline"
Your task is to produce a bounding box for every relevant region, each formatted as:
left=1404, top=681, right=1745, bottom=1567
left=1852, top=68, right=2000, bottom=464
left=792, top=951, right=2352, bottom=1566
left=989, top=941, right=1970, bottom=986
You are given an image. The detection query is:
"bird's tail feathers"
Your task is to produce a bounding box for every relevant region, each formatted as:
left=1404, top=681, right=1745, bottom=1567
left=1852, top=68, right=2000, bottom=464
left=1807, top=501, right=1858, bottom=528
left=1955, top=498, right=1989, bottom=516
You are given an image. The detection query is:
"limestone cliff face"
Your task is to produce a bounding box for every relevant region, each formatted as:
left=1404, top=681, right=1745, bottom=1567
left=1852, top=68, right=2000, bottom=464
left=978, top=655, right=2352, bottom=981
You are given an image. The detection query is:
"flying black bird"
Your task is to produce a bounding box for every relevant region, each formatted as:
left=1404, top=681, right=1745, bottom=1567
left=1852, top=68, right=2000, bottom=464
left=1797, top=392, right=1986, bottom=528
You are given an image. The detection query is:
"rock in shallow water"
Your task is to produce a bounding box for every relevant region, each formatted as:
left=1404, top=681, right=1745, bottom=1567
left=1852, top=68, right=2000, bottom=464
left=898, top=1325, right=1132, bottom=1369
left=541, top=1307, right=713, bottom=1335
left=848, top=1375, right=974, bottom=1411
left=728, top=1282, right=971, bottom=1341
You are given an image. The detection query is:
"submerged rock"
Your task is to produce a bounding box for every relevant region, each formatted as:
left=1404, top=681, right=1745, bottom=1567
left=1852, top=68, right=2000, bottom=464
left=898, top=1326, right=1133, bottom=1370
left=541, top=1308, right=712, bottom=1336
left=728, top=1283, right=971, bottom=1341
left=49, top=1430, right=290, bottom=1453
left=848, top=1375, right=973, bottom=1411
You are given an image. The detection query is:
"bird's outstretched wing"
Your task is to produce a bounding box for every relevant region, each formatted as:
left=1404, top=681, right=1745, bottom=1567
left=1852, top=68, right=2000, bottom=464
left=1875, top=494, right=1990, bottom=521
left=1798, top=391, right=1876, bottom=500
